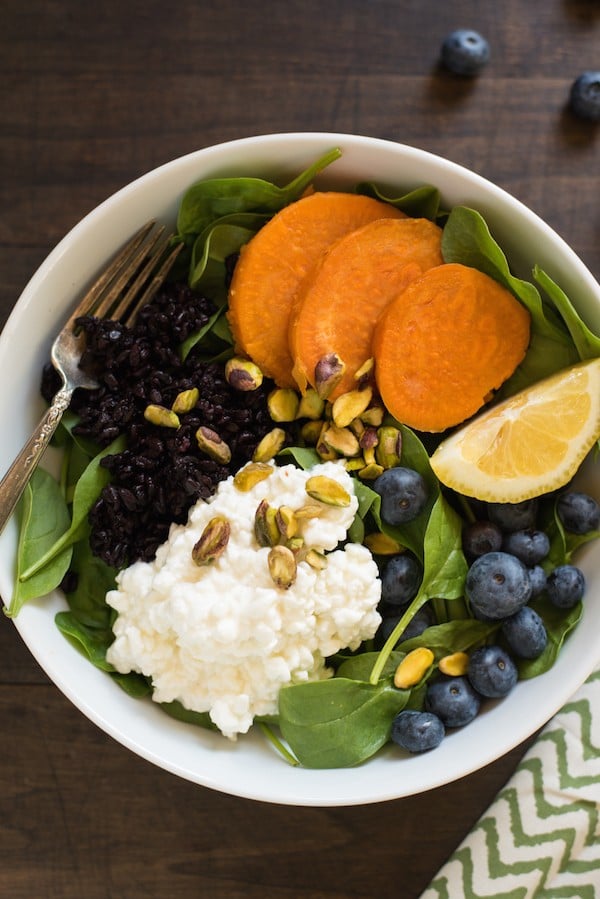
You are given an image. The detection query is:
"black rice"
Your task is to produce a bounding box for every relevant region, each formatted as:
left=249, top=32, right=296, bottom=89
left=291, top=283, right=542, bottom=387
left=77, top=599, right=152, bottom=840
left=43, top=282, right=276, bottom=570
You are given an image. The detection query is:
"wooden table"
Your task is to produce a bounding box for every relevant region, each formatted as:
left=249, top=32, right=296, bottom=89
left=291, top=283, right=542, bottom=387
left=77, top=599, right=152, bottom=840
left=1, top=2, right=598, bottom=896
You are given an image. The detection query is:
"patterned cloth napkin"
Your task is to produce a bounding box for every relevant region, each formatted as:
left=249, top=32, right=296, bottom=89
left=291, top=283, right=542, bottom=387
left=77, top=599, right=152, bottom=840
left=420, top=667, right=600, bottom=898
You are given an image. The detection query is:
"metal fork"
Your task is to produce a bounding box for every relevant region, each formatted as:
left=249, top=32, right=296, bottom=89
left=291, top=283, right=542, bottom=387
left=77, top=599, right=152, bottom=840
left=0, top=220, right=182, bottom=535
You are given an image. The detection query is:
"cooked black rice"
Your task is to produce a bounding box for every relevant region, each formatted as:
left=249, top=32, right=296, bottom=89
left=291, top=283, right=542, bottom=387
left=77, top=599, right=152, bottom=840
left=42, top=282, right=276, bottom=570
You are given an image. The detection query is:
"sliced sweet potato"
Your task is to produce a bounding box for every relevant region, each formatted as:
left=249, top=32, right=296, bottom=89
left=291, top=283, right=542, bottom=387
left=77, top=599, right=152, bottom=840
left=289, top=217, right=444, bottom=398
left=373, top=262, right=531, bottom=432
left=227, top=192, right=405, bottom=388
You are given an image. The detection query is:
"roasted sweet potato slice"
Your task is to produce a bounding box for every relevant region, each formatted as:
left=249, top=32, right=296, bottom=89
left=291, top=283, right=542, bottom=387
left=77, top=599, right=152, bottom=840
left=289, top=217, right=444, bottom=398
left=227, top=192, right=405, bottom=388
left=373, top=262, right=531, bottom=432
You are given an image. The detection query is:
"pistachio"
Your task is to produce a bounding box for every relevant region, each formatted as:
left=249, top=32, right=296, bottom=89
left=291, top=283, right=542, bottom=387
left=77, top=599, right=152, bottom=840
left=275, top=505, right=298, bottom=541
left=225, top=356, right=264, bottom=391
left=394, top=647, right=435, bottom=689
left=144, top=404, right=180, bottom=429
left=305, top=475, right=351, bottom=508
left=296, top=388, right=325, bottom=421
left=360, top=405, right=385, bottom=427
left=191, top=515, right=231, bottom=566
left=254, top=499, right=281, bottom=547
left=286, top=536, right=305, bottom=554
left=344, top=457, right=366, bottom=473
left=252, top=427, right=286, bottom=463
left=358, top=461, right=385, bottom=480
left=375, top=426, right=402, bottom=469
left=359, top=426, right=379, bottom=451
left=267, top=388, right=300, bottom=422
left=171, top=387, right=199, bottom=414
left=331, top=386, right=373, bottom=429
left=353, top=357, right=375, bottom=387
left=268, top=544, right=297, bottom=589
left=300, top=419, right=323, bottom=445
left=363, top=532, right=403, bottom=555
left=348, top=417, right=366, bottom=439
left=439, top=652, right=470, bottom=677
left=314, top=353, right=346, bottom=400
left=294, top=500, right=326, bottom=519
left=304, top=548, right=328, bottom=571
left=233, top=462, right=273, bottom=492
left=321, top=424, right=360, bottom=457
left=315, top=423, right=338, bottom=462
left=196, top=426, right=232, bottom=464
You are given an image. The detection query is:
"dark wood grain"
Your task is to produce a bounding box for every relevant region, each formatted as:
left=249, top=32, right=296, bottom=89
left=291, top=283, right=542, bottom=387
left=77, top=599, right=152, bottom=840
left=1, top=1, right=598, bottom=896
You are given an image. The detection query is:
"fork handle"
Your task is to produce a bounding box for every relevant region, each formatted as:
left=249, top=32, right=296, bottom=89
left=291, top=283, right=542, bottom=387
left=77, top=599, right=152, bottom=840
left=0, top=385, right=73, bottom=536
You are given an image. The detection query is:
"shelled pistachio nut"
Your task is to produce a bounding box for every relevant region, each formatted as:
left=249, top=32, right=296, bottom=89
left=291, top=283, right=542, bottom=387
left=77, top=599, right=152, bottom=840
left=171, top=387, right=199, bottom=414
left=321, top=424, right=361, bottom=457
left=360, top=405, right=385, bottom=427
left=439, top=652, right=470, bottom=677
left=267, top=388, right=300, bottom=422
left=394, top=647, right=435, bottom=689
left=305, top=475, right=351, bottom=508
left=295, top=500, right=326, bottom=519
left=233, top=462, right=273, bottom=492
left=144, top=404, right=180, bottom=429
left=363, top=532, right=403, bottom=555
left=304, top=548, right=328, bottom=570
left=254, top=499, right=281, bottom=547
left=358, top=461, right=385, bottom=480
left=315, top=424, right=339, bottom=462
left=353, top=357, right=375, bottom=388
left=268, top=544, right=297, bottom=589
left=300, top=419, right=323, bottom=445
left=191, top=515, right=231, bottom=566
left=375, top=426, right=402, bottom=469
left=225, top=356, right=264, bottom=391
left=296, top=388, right=325, bottom=421
left=196, top=426, right=232, bottom=463
left=253, top=427, right=286, bottom=462
left=331, top=386, right=373, bottom=429
left=275, top=505, right=298, bottom=541
left=314, top=353, right=345, bottom=400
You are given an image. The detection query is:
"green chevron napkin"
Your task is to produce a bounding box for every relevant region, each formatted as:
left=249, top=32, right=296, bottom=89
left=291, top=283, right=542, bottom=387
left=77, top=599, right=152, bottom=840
left=420, top=667, right=600, bottom=899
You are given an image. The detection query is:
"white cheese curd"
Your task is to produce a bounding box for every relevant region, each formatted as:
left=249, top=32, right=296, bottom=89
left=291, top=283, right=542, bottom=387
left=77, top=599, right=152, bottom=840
left=106, top=461, right=382, bottom=739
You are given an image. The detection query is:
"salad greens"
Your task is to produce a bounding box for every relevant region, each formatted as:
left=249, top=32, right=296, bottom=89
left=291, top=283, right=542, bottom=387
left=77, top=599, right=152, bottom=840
left=8, top=147, right=600, bottom=769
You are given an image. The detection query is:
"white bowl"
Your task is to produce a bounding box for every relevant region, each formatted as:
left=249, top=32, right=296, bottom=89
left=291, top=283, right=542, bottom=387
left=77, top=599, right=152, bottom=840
left=1, top=133, right=600, bottom=807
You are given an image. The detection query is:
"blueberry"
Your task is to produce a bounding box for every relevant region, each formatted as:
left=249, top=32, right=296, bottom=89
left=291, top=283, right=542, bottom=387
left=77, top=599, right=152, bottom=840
left=391, top=710, right=445, bottom=753
left=468, top=645, right=518, bottom=698
left=441, top=29, right=490, bottom=76
left=528, top=564, right=547, bottom=597
left=373, top=467, right=429, bottom=526
left=462, top=519, right=503, bottom=560
left=557, top=491, right=600, bottom=535
left=546, top=564, right=585, bottom=609
left=425, top=676, right=481, bottom=728
left=487, top=500, right=538, bottom=532
left=375, top=606, right=433, bottom=648
left=501, top=529, right=550, bottom=566
left=502, top=606, right=548, bottom=659
left=381, top=553, right=422, bottom=607
left=465, top=551, right=532, bottom=620
left=569, top=71, right=600, bottom=122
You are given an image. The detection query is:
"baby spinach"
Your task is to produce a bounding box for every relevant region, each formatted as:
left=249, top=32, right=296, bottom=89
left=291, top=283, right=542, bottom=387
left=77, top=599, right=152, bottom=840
left=54, top=610, right=115, bottom=671
left=399, top=619, right=498, bottom=660
left=189, top=217, right=266, bottom=296
left=176, top=146, right=342, bottom=237
left=8, top=468, right=73, bottom=617
left=278, top=676, right=409, bottom=768
left=533, top=265, right=600, bottom=360
left=516, top=597, right=583, bottom=680
left=357, top=181, right=441, bottom=221
left=369, top=493, right=468, bottom=685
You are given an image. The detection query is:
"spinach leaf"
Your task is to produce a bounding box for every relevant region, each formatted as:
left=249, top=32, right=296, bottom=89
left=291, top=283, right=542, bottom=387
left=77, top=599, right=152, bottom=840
left=277, top=446, right=321, bottom=470
left=189, top=218, right=265, bottom=295
left=356, top=181, right=441, bottom=220
left=20, top=434, right=126, bottom=581
left=278, top=676, right=409, bottom=768
left=177, top=147, right=342, bottom=237
left=159, top=699, right=216, bottom=730
left=54, top=611, right=115, bottom=671
left=180, top=304, right=230, bottom=361
left=533, top=265, right=600, bottom=360
left=369, top=493, right=468, bottom=684
left=516, top=596, right=583, bottom=679
left=111, top=671, right=153, bottom=698
left=8, top=468, right=73, bottom=617
left=399, top=619, right=497, bottom=659
left=336, top=650, right=405, bottom=682
left=62, top=539, right=118, bottom=630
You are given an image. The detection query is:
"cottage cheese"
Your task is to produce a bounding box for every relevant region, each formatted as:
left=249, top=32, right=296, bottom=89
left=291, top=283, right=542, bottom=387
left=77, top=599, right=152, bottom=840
left=106, top=461, right=381, bottom=739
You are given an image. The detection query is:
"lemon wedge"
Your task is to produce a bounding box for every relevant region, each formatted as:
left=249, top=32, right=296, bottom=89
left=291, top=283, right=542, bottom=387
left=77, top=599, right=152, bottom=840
left=430, top=358, right=600, bottom=503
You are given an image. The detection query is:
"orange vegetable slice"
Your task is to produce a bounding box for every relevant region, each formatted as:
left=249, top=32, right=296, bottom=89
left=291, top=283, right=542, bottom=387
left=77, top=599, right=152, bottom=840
left=373, top=263, right=531, bottom=432
left=289, top=217, right=444, bottom=398
left=227, top=192, right=406, bottom=388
